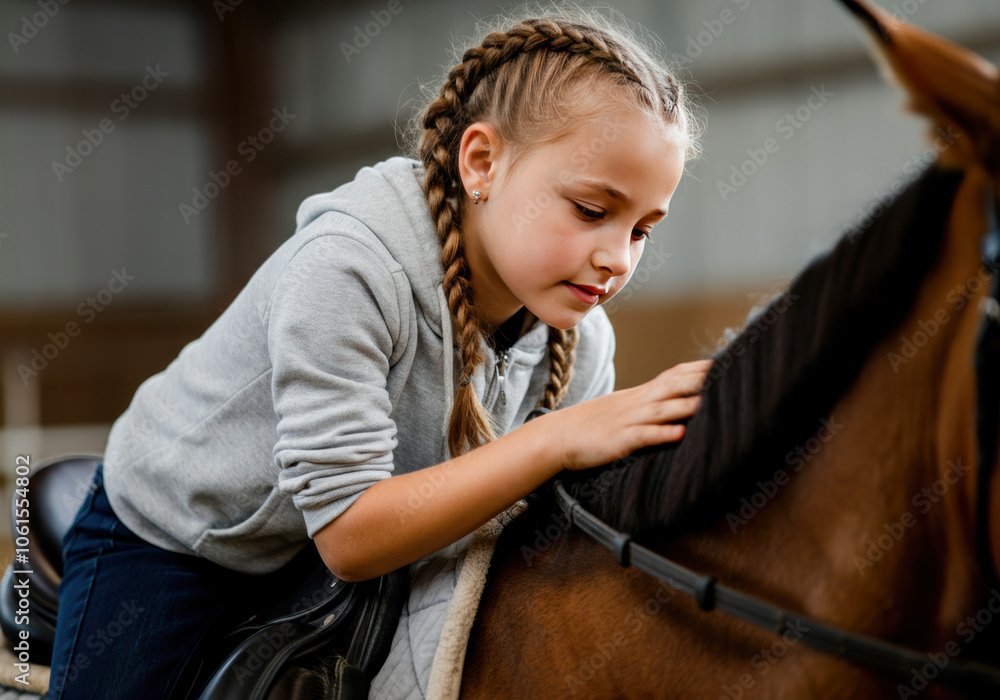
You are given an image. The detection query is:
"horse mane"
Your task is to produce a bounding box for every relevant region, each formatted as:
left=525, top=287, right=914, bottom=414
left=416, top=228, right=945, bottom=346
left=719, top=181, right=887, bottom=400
left=548, top=164, right=966, bottom=542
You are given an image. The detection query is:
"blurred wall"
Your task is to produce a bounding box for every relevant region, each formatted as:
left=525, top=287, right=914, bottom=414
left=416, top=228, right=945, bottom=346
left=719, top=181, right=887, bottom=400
left=1, top=0, right=999, bottom=488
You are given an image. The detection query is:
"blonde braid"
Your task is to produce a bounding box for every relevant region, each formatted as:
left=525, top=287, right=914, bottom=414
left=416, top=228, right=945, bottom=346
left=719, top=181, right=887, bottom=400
left=540, top=326, right=580, bottom=410
left=419, top=75, right=497, bottom=457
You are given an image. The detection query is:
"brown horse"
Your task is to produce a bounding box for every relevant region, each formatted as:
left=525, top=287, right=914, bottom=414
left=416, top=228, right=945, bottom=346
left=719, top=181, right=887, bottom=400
left=461, top=1, right=1000, bottom=698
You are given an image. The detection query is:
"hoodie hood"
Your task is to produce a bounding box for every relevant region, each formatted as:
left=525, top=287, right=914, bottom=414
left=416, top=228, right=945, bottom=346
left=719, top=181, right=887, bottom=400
left=292, top=156, right=548, bottom=443
left=294, top=156, right=447, bottom=337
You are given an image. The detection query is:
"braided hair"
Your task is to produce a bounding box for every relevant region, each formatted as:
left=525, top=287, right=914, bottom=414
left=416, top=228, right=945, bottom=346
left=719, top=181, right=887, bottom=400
left=407, top=7, right=700, bottom=457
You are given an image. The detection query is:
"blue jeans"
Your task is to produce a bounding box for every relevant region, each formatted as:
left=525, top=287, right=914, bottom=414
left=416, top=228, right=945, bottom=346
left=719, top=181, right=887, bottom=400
left=46, top=463, right=301, bottom=699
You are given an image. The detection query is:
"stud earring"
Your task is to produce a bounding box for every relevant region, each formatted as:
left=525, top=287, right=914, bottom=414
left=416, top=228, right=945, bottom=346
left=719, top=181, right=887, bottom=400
left=472, top=190, right=481, bottom=204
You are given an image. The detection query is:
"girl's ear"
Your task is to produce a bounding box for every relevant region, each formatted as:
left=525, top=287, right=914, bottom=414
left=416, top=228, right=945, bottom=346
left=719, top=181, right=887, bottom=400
left=458, top=122, right=504, bottom=199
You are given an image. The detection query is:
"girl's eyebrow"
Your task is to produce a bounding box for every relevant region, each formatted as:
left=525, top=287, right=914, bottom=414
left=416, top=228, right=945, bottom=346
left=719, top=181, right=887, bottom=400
left=572, top=177, right=667, bottom=217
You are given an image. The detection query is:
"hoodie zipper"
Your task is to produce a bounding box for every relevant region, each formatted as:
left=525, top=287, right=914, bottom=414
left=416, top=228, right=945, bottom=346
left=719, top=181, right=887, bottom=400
left=493, top=349, right=509, bottom=410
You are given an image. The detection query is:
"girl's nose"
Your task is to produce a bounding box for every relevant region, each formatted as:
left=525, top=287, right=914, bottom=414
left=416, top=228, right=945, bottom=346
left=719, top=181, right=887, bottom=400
left=593, top=230, right=632, bottom=277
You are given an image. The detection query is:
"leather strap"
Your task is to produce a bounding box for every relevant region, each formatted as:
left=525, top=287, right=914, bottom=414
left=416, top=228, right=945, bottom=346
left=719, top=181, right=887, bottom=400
left=551, top=478, right=1000, bottom=693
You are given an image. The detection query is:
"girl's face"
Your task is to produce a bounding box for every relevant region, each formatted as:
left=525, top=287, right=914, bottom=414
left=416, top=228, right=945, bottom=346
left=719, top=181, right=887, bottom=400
left=460, top=105, right=687, bottom=331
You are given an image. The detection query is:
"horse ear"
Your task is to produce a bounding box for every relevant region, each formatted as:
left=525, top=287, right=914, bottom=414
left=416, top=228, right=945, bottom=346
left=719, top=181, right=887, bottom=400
left=840, top=0, right=1000, bottom=174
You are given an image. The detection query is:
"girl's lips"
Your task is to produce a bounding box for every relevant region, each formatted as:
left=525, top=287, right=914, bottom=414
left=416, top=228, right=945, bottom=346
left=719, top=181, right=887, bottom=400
left=564, top=282, right=599, bottom=304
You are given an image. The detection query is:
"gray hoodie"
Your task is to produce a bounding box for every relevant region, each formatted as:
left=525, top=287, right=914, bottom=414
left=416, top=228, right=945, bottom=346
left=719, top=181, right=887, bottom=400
left=102, top=155, right=616, bottom=576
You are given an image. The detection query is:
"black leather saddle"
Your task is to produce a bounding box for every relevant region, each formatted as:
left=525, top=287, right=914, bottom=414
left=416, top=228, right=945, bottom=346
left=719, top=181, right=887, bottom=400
left=0, top=454, right=408, bottom=699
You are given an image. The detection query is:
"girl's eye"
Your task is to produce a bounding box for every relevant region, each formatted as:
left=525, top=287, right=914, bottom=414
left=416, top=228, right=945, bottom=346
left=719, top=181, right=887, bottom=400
left=573, top=202, right=603, bottom=221
left=574, top=202, right=655, bottom=242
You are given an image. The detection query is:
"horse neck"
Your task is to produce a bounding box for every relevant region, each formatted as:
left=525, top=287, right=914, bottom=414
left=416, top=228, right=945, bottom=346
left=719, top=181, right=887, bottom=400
left=681, top=165, right=995, bottom=652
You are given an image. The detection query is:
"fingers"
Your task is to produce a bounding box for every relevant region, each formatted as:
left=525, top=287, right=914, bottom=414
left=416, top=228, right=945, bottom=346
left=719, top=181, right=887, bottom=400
left=648, top=360, right=713, bottom=399
left=635, top=422, right=687, bottom=447
left=634, top=359, right=712, bottom=430
left=657, top=359, right=713, bottom=378
left=652, top=394, right=702, bottom=423
left=677, top=358, right=715, bottom=372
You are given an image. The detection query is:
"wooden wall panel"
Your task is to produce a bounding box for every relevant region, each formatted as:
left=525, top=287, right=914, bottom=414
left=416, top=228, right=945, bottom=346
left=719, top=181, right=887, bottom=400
left=610, top=292, right=769, bottom=390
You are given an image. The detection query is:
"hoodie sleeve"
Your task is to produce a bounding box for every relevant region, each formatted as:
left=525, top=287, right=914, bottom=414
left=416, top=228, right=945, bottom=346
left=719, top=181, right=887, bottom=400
left=264, top=234, right=407, bottom=538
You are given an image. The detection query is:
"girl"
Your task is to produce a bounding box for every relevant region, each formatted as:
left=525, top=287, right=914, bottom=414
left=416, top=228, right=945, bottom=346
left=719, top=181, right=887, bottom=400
left=46, top=6, right=709, bottom=699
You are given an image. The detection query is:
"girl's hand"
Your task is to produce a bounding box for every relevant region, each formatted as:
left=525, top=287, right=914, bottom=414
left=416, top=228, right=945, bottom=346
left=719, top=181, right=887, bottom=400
left=542, top=358, right=713, bottom=471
